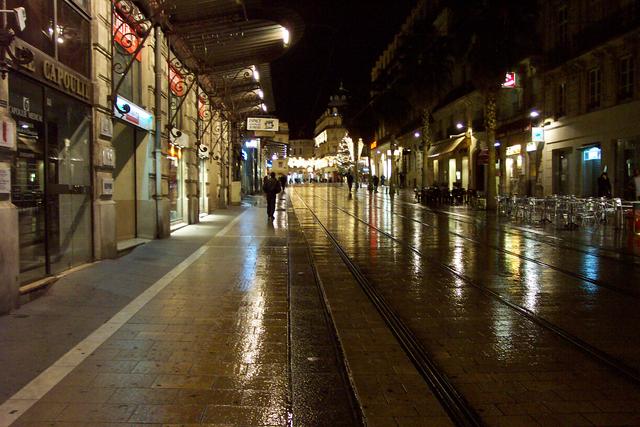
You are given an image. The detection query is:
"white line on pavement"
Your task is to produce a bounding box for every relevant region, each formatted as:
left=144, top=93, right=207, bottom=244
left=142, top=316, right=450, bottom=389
left=0, top=211, right=248, bottom=426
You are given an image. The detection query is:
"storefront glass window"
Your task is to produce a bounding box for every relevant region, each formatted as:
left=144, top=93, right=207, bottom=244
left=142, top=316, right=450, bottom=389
left=169, top=155, right=183, bottom=223
left=57, top=0, right=91, bottom=76
left=45, top=88, right=92, bottom=274
left=113, top=44, right=141, bottom=103
left=7, top=0, right=55, bottom=56
left=9, top=74, right=46, bottom=284
left=69, top=0, right=90, bottom=15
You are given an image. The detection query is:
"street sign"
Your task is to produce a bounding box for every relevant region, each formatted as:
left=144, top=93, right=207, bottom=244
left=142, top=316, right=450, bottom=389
left=247, top=117, right=279, bottom=132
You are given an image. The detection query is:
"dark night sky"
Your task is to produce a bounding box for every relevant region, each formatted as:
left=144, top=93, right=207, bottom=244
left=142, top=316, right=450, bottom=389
left=271, top=0, right=415, bottom=139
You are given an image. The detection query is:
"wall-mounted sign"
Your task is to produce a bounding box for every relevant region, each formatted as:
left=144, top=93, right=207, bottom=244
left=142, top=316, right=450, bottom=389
left=506, top=145, right=521, bottom=156
left=43, top=60, right=91, bottom=100
left=532, top=127, right=544, bottom=142
left=0, top=116, right=16, bottom=149
left=169, top=65, right=185, bottom=97
left=198, top=95, right=207, bottom=119
left=114, top=95, right=154, bottom=130
left=0, top=163, right=10, bottom=194
left=113, top=12, right=143, bottom=61
left=314, top=130, right=327, bottom=147
left=583, top=146, right=601, bottom=161
left=101, top=147, right=115, bottom=167
left=526, top=141, right=538, bottom=152
left=101, top=177, right=114, bottom=196
left=501, top=72, right=517, bottom=88
left=100, top=116, right=113, bottom=138
left=245, top=139, right=259, bottom=149
left=247, top=117, right=279, bottom=132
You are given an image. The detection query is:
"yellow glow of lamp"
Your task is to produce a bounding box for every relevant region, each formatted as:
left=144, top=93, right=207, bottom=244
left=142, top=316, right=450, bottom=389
left=169, top=144, right=176, bottom=157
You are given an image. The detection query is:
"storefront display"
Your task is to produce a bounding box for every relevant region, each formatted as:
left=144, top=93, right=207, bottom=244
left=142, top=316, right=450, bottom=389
left=168, top=142, right=184, bottom=223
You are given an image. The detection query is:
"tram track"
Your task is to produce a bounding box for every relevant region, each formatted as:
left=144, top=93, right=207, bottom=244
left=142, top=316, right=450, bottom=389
left=321, top=190, right=640, bottom=299
left=364, top=188, right=640, bottom=266
left=293, top=188, right=640, bottom=390
left=292, top=191, right=483, bottom=427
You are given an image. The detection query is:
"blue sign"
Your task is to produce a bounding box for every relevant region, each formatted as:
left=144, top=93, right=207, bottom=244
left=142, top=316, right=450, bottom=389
left=583, top=147, right=601, bottom=161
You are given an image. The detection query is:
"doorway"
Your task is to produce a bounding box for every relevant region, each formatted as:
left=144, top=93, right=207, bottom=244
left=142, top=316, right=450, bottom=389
left=9, top=72, right=93, bottom=283
left=112, top=122, right=139, bottom=242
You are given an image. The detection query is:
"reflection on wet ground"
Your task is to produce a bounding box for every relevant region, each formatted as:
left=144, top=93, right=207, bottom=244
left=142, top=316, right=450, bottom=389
left=292, top=185, right=640, bottom=425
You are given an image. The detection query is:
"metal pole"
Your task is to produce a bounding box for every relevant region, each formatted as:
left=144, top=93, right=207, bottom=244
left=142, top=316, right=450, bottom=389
left=154, top=25, right=164, bottom=238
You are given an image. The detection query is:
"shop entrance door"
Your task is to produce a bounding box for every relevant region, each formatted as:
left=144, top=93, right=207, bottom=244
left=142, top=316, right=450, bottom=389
left=13, top=125, right=46, bottom=283
left=581, top=146, right=602, bottom=197
left=10, top=73, right=92, bottom=282
left=45, top=89, right=93, bottom=275
left=112, top=123, right=138, bottom=242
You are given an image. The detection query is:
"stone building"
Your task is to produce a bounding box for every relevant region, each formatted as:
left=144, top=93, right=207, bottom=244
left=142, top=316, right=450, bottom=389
left=0, top=0, right=298, bottom=313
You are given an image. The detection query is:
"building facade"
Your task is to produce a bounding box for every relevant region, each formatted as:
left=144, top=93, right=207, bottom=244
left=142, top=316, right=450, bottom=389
left=0, top=0, right=248, bottom=313
left=369, top=0, right=640, bottom=200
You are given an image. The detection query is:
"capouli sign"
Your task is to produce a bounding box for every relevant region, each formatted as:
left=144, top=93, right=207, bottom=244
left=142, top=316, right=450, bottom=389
left=43, top=61, right=91, bottom=101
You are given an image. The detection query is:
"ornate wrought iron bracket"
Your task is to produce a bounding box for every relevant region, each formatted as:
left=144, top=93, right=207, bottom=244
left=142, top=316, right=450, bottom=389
left=111, top=0, right=156, bottom=114
left=168, top=52, right=198, bottom=129
left=0, top=26, right=33, bottom=79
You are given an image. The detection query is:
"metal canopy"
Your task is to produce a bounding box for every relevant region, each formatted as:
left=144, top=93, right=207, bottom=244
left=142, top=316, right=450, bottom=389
left=140, top=0, right=302, bottom=113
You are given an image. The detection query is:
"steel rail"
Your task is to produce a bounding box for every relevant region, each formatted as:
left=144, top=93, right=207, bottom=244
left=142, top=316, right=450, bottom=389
left=302, top=188, right=640, bottom=387
left=329, top=189, right=640, bottom=299
left=366, top=189, right=640, bottom=266
left=292, top=191, right=483, bottom=427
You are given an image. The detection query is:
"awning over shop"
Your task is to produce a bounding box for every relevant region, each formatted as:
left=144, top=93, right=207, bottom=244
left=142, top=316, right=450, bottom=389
left=427, top=136, right=466, bottom=158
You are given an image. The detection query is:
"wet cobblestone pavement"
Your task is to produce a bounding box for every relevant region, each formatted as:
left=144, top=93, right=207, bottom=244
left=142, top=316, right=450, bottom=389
left=2, top=185, right=640, bottom=426
left=290, top=185, right=640, bottom=426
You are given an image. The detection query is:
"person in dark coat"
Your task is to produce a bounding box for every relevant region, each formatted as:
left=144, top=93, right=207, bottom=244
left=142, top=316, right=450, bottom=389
left=372, top=175, right=379, bottom=193
left=263, top=172, right=281, bottom=220
left=278, top=175, right=287, bottom=195
left=346, top=172, right=354, bottom=192
left=597, top=171, right=612, bottom=198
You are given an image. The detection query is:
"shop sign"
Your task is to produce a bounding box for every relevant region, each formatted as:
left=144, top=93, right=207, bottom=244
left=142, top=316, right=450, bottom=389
left=9, top=95, right=43, bottom=123
left=113, top=12, right=143, bottom=61
left=0, top=116, right=16, bottom=149
left=247, top=117, right=279, bottom=132
left=583, top=146, right=601, bottom=161
left=101, top=177, right=114, bottom=196
left=501, top=72, right=517, bottom=88
left=531, top=127, right=544, bottom=142
left=114, top=95, right=153, bottom=130
left=370, top=141, right=377, bottom=149
left=506, top=145, right=521, bottom=156
left=198, top=95, right=207, bottom=119
left=526, top=141, right=538, bottom=152
left=0, top=163, right=10, bottom=193
left=43, top=61, right=91, bottom=101
left=169, top=65, right=185, bottom=97
left=245, top=139, right=259, bottom=148
left=100, top=116, right=113, bottom=138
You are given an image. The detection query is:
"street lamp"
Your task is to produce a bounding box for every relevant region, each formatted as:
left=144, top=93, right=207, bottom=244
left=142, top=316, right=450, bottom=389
left=0, top=7, right=32, bottom=78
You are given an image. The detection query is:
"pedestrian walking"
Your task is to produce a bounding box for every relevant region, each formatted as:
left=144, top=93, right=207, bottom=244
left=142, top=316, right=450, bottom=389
left=597, top=171, right=612, bottom=198
left=279, top=174, right=287, bottom=196
left=263, top=172, right=281, bottom=220
left=346, top=172, right=354, bottom=192
left=372, top=175, right=379, bottom=193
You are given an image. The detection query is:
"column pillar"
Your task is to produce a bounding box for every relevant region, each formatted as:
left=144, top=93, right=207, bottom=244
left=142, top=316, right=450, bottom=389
left=0, top=75, right=19, bottom=313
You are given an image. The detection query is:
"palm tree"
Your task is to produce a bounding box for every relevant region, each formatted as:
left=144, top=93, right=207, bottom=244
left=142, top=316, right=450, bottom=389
left=449, top=0, right=539, bottom=209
